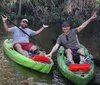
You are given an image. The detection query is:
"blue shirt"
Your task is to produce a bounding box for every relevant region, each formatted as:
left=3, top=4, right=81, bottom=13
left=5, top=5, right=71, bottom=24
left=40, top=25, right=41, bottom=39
left=10, top=26, right=35, bottom=44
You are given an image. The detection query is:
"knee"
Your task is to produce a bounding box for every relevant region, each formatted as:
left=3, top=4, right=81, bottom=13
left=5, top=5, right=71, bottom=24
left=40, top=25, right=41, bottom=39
left=14, top=43, right=21, bottom=49
left=78, top=48, right=84, bottom=53
left=65, top=48, right=72, bottom=54
left=34, top=45, right=38, bottom=50
left=30, top=45, right=38, bottom=51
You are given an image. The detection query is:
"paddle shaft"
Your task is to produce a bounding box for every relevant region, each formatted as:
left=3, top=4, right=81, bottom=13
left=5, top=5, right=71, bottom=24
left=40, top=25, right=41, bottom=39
left=77, top=52, right=94, bottom=60
left=77, top=51, right=100, bottom=67
left=0, top=13, right=35, bottom=40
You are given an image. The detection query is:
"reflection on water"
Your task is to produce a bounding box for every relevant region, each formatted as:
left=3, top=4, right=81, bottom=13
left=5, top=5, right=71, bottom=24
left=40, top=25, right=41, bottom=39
left=7, top=57, right=53, bottom=85
left=0, top=22, right=100, bottom=85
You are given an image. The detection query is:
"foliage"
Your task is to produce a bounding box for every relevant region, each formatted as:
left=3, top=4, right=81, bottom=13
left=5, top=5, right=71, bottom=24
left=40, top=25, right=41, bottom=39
left=96, top=0, right=100, bottom=9
left=0, top=0, right=98, bottom=25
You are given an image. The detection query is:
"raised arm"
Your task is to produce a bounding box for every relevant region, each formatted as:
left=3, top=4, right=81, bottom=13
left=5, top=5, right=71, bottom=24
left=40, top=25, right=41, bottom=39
left=46, top=43, right=60, bottom=58
left=77, top=12, right=97, bottom=32
left=2, top=16, right=11, bottom=32
left=34, top=24, right=48, bottom=35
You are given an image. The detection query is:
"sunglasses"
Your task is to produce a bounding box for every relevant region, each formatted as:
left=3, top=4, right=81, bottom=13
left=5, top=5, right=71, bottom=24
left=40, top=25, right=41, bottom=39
left=66, top=35, right=68, bottom=40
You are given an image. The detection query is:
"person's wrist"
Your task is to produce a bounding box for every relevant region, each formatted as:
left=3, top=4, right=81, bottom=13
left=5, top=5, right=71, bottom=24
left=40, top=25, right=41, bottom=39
left=91, top=16, right=94, bottom=19
left=3, top=21, right=6, bottom=23
left=42, top=26, right=45, bottom=29
left=50, top=53, right=52, bottom=56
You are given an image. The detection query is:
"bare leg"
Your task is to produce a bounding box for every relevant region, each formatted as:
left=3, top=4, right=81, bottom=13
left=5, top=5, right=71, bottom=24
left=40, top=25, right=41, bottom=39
left=14, top=44, right=29, bottom=57
left=78, top=48, right=85, bottom=61
left=29, top=45, right=38, bottom=53
left=65, top=48, right=73, bottom=61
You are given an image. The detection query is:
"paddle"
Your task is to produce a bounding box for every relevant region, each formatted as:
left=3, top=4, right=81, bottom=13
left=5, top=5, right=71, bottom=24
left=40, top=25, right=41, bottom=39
left=77, top=52, right=100, bottom=67
left=0, top=12, right=45, bottom=50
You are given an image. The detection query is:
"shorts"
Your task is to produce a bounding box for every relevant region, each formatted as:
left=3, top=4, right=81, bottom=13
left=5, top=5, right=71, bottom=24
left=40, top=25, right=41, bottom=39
left=71, top=49, right=79, bottom=57
left=65, top=48, right=79, bottom=56
left=13, top=43, right=34, bottom=51
left=65, top=48, right=80, bottom=63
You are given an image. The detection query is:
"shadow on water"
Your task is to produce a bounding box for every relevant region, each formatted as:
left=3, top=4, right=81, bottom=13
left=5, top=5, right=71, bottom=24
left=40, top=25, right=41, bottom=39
left=1, top=21, right=100, bottom=85
left=3, top=53, right=74, bottom=85
left=8, top=59, right=53, bottom=84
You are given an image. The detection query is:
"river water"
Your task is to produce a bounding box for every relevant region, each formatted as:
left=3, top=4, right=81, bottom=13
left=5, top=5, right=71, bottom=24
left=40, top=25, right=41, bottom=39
left=0, top=22, right=100, bottom=85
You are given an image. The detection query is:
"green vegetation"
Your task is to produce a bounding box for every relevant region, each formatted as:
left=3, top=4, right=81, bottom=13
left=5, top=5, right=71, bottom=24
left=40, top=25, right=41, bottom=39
left=96, top=0, right=100, bottom=9
left=0, top=0, right=99, bottom=26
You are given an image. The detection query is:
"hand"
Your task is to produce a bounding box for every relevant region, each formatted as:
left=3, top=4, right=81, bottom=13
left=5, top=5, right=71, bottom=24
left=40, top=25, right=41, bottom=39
left=2, top=16, right=7, bottom=22
left=45, top=53, right=52, bottom=58
left=91, top=11, right=97, bottom=19
left=43, top=24, right=48, bottom=28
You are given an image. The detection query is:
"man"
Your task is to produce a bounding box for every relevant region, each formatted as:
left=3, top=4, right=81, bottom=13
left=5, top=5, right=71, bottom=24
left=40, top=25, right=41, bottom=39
left=2, top=16, right=48, bottom=57
left=46, top=12, right=97, bottom=65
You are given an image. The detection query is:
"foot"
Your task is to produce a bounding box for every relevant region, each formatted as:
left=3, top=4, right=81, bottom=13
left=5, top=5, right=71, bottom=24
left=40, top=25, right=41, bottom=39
left=80, top=56, right=93, bottom=64
left=65, top=59, right=74, bottom=66
left=23, top=50, right=30, bottom=58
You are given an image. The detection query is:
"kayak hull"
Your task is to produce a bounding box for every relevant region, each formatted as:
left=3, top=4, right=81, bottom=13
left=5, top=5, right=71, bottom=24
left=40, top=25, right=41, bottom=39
left=3, top=39, right=54, bottom=74
left=57, top=46, right=95, bottom=85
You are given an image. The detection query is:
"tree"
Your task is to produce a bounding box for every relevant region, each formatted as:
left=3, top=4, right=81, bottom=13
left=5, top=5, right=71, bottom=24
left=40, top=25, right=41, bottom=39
left=16, top=0, right=30, bottom=18
left=62, top=0, right=96, bottom=17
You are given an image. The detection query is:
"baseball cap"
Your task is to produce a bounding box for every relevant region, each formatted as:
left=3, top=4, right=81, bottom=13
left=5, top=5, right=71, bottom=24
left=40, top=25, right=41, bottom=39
left=61, top=21, right=71, bottom=28
left=21, top=19, right=28, bottom=22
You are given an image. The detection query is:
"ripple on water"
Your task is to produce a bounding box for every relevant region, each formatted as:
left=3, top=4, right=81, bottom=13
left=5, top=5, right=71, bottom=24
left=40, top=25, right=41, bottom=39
left=95, top=69, right=100, bottom=84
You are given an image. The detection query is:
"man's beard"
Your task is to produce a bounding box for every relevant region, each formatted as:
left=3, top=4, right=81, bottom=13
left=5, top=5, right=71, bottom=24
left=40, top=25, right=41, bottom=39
left=21, top=25, right=27, bottom=29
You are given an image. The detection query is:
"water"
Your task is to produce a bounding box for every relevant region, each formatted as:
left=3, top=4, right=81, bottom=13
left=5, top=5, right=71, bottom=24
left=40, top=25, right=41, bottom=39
left=0, top=22, right=100, bottom=85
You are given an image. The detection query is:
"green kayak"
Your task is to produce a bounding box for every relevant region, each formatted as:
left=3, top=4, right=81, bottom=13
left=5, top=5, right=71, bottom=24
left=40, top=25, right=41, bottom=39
left=3, top=39, right=54, bottom=74
left=57, top=46, right=95, bottom=85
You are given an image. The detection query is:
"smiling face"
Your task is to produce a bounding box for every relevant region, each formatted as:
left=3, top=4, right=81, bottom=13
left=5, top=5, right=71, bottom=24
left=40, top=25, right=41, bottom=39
left=20, top=21, right=28, bottom=28
left=20, top=19, right=28, bottom=28
left=62, top=25, right=71, bottom=34
left=61, top=21, right=71, bottom=34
